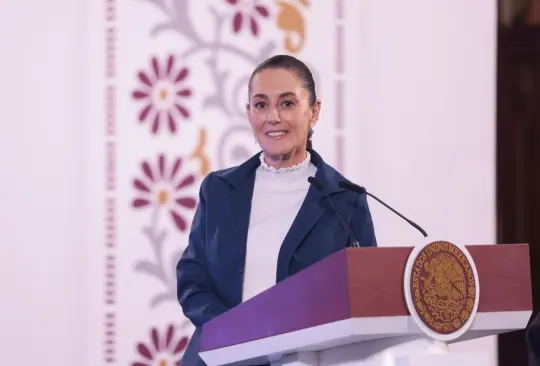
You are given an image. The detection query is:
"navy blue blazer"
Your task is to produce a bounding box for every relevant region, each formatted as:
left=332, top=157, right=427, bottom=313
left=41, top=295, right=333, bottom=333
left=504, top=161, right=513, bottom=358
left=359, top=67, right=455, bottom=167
left=176, top=149, right=377, bottom=365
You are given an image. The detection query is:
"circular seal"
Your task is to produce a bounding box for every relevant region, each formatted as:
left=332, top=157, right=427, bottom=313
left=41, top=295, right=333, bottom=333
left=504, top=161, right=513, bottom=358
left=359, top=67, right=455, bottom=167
left=403, top=241, right=480, bottom=341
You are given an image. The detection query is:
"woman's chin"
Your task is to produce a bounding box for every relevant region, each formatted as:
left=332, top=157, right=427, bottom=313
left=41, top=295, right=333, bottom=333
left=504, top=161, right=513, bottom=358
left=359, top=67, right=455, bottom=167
left=263, top=145, right=291, bottom=157
left=261, top=141, right=291, bottom=156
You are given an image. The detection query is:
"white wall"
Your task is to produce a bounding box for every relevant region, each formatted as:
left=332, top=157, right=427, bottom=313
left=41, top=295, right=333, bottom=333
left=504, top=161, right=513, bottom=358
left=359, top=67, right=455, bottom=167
left=0, top=0, right=85, bottom=365
left=347, top=0, right=497, bottom=364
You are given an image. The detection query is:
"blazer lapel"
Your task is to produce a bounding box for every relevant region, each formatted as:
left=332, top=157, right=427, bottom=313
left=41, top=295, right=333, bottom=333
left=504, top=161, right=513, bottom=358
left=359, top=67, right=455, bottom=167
left=215, top=153, right=260, bottom=302
left=225, top=173, right=255, bottom=265
left=275, top=183, right=327, bottom=282
left=276, top=150, right=344, bottom=282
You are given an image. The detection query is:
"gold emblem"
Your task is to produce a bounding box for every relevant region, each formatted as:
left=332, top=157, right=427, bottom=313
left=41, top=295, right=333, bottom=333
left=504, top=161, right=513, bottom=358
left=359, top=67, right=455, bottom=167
left=409, top=241, right=477, bottom=335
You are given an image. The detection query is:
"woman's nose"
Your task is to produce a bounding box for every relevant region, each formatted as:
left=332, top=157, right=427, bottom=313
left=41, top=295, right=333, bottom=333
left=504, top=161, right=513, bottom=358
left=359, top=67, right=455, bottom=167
left=267, top=108, right=281, bottom=123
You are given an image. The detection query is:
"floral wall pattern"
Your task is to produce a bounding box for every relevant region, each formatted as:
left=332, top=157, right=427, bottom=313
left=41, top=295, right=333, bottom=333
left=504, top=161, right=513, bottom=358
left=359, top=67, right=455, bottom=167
left=132, top=56, right=193, bottom=134
left=89, top=0, right=347, bottom=364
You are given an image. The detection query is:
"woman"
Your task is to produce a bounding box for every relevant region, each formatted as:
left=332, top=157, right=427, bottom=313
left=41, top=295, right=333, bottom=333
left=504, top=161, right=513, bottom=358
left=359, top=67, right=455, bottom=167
left=176, top=54, right=377, bottom=365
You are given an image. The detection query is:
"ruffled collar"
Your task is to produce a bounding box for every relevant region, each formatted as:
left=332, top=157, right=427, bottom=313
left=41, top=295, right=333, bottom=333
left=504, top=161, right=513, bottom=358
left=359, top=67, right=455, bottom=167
left=259, top=151, right=311, bottom=173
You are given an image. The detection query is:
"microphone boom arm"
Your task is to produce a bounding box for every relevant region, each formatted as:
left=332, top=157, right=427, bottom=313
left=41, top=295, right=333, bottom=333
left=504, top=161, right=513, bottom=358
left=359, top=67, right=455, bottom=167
left=338, top=180, right=428, bottom=238
left=365, top=192, right=427, bottom=237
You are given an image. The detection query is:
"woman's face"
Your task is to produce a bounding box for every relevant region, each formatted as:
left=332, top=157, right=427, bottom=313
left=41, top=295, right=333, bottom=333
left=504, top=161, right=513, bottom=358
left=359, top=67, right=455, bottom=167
left=247, top=68, right=320, bottom=165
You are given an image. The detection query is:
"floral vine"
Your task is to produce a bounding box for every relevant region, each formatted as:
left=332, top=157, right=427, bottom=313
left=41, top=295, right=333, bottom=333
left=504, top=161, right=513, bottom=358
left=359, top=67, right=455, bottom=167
left=138, top=0, right=276, bottom=119
left=131, top=154, right=198, bottom=309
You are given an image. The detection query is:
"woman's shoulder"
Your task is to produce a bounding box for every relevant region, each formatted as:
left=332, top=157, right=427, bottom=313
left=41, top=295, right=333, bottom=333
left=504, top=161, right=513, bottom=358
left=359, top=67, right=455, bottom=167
left=206, top=153, right=262, bottom=186
left=198, top=157, right=258, bottom=193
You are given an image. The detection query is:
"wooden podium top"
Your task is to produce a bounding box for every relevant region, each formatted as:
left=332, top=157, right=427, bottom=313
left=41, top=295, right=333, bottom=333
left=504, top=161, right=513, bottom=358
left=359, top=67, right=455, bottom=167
left=199, top=244, right=532, bottom=353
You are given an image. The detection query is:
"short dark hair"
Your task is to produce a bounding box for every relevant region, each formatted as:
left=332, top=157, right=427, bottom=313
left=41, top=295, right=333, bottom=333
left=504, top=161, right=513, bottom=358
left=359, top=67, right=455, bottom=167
left=248, top=54, right=317, bottom=150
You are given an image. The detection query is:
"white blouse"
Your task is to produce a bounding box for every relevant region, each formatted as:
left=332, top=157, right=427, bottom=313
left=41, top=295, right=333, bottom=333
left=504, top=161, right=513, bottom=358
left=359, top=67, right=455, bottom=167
left=241, top=152, right=317, bottom=302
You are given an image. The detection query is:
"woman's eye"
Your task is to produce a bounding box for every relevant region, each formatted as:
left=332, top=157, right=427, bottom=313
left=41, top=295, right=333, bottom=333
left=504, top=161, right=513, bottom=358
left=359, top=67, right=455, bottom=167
left=282, top=100, right=295, bottom=107
left=255, top=102, right=266, bottom=109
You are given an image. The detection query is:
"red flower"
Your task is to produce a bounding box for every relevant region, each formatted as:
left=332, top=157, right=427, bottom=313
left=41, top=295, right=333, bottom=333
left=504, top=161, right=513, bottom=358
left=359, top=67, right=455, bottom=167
left=132, top=324, right=189, bottom=366
left=225, top=0, right=270, bottom=36
left=132, top=154, right=197, bottom=232
left=132, top=55, right=192, bottom=134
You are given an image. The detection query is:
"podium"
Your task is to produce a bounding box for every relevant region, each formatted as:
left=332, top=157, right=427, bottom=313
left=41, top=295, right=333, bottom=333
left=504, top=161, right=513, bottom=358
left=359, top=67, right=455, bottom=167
left=198, top=243, right=532, bottom=366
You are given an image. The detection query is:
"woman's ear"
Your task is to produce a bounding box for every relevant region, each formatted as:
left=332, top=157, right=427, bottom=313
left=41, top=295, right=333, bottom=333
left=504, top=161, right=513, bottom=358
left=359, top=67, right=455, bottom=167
left=245, top=103, right=251, bottom=120
left=310, top=99, right=321, bottom=127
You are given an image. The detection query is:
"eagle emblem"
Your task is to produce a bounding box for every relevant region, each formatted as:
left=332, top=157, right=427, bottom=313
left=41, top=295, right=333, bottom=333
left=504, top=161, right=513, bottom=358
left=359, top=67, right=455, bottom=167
left=407, top=241, right=478, bottom=336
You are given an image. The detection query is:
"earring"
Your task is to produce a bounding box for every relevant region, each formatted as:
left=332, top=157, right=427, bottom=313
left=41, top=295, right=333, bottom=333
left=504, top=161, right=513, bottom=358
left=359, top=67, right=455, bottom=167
left=254, top=136, right=258, bottom=144
left=308, top=127, right=314, bottom=140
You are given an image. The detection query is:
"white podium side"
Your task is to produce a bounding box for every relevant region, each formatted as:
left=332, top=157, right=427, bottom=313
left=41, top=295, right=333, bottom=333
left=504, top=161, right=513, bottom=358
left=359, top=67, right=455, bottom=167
left=200, top=310, right=529, bottom=366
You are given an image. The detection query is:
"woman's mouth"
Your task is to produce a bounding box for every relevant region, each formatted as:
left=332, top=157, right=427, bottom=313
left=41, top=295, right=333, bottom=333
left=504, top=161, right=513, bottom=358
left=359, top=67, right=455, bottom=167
left=266, top=131, right=287, bottom=139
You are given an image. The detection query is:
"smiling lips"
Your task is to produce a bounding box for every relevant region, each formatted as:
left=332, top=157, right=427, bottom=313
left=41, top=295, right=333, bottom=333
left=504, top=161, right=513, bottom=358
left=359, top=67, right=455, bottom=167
left=266, top=131, right=287, bottom=139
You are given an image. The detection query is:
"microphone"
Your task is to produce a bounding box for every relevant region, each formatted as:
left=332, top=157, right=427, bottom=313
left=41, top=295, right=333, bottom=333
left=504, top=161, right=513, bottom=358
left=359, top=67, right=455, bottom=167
left=308, top=176, right=360, bottom=248
left=338, top=180, right=428, bottom=237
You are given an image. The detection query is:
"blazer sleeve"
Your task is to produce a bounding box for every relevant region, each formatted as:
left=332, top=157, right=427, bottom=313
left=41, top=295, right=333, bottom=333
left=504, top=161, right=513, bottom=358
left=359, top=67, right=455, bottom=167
left=350, top=192, right=377, bottom=247
left=176, top=172, right=229, bottom=328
